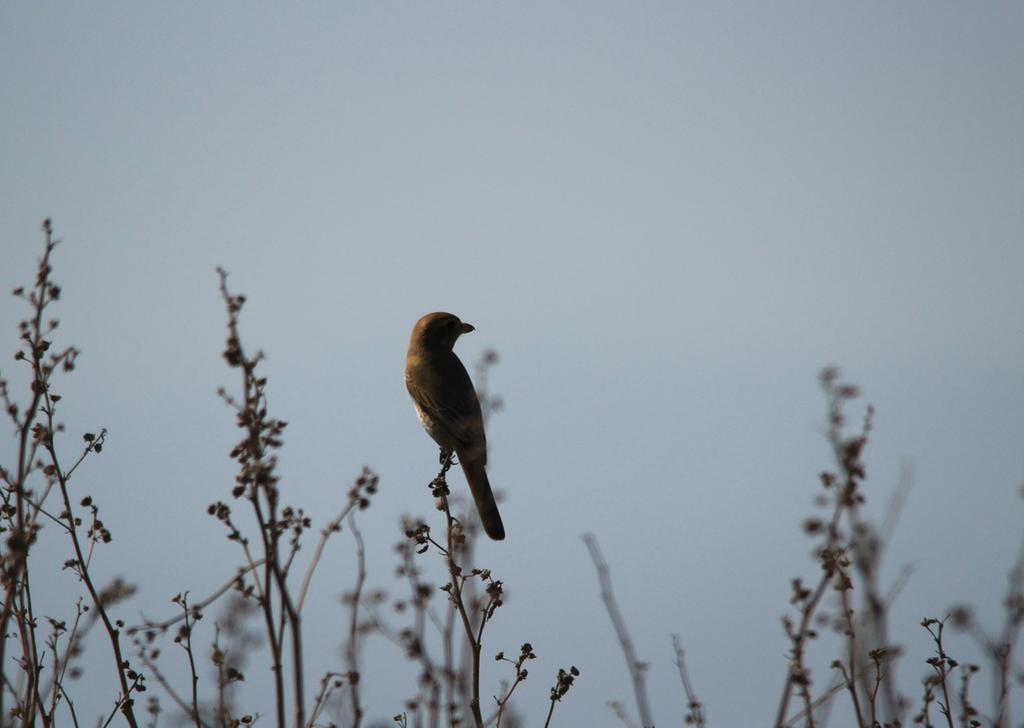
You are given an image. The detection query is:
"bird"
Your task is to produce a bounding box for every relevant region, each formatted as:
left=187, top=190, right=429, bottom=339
left=405, top=312, right=505, bottom=540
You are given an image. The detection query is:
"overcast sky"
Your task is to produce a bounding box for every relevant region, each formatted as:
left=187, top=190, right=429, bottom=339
left=2, top=3, right=1023, bottom=726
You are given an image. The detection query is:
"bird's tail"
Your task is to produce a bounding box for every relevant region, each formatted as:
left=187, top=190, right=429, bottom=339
left=459, top=456, right=505, bottom=541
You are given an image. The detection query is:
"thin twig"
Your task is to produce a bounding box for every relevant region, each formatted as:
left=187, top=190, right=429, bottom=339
left=307, top=672, right=345, bottom=728
left=491, top=643, right=535, bottom=727
left=345, top=511, right=367, bottom=728
left=48, top=429, right=140, bottom=728
left=436, top=452, right=485, bottom=728
left=295, top=498, right=358, bottom=614
left=173, top=594, right=202, bottom=728
left=128, top=561, right=265, bottom=635
left=671, top=634, right=705, bottom=728
left=583, top=535, right=653, bottom=728
left=135, top=647, right=213, bottom=728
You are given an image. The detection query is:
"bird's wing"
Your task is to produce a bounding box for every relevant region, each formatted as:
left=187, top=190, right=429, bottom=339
left=411, top=384, right=486, bottom=454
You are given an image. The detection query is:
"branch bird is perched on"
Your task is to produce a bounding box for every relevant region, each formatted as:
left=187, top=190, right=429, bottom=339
left=405, top=312, right=505, bottom=540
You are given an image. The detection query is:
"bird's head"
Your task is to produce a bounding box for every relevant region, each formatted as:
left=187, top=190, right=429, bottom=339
left=411, top=311, right=475, bottom=351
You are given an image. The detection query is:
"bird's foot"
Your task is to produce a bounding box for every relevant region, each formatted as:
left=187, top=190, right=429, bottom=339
left=438, top=448, right=457, bottom=473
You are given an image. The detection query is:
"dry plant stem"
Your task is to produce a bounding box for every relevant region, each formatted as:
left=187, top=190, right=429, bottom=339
left=2, top=674, right=19, bottom=710
left=177, top=596, right=202, bottom=728
left=867, top=656, right=882, bottom=727
left=247, top=451, right=286, bottom=728
left=128, top=561, right=266, bottom=635
left=985, top=536, right=1024, bottom=728
left=829, top=385, right=904, bottom=723
left=380, top=530, right=438, bottom=724
left=542, top=698, right=557, bottom=728
left=923, top=618, right=956, bottom=728
left=402, top=535, right=443, bottom=727
left=857, top=469, right=912, bottom=722
left=836, top=585, right=866, bottom=727
left=490, top=643, right=535, bottom=728
left=15, top=568, right=49, bottom=726
left=307, top=672, right=344, bottom=728
left=815, top=565, right=913, bottom=724
left=792, top=650, right=895, bottom=728
left=957, top=665, right=978, bottom=728
left=49, top=429, right=140, bottom=727
left=345, top=512, right=367, bottom=728
left=214, top=627, right=226, bottom=728
left=784, top=673, right=851, bottom=728
left=492, top=675, right=525, bottom=728
left=12, top=481, right=51, bottom=724
left=64, top=694, right=81, bottom=728
left=266, top=505, right=307, bottom=728
left=443, top=607, right=457, bottom=727
left=775, top=556, right=833, bottom=728
left=422, top=617, right=442, bottom=728
left=218, top=270, right=305, bottom=728
left=0, top=222, right=58, bottom=725
left=419, top=452, right=504, bottom=727
left=44, top=602, right=82, bottom=718
left=134, top=648, right=211, bottom=728
left=493, top=679, right=524, bottom=728
left=295, top=496, right=360, bottom=614
left=211, top=625, right=236, bottom=728
left=606, top=699, right=637, bottom=728
left=433, top=451, right=485, bottom=728
left=776, top=371, right=874, bottom=728
left=352, top=603, right=408, bottom=716
left=583, top=535, right=654, bottom=728
left=671, top=634, right=705, bottom=728
left=851, top=540, right=903, bottom=719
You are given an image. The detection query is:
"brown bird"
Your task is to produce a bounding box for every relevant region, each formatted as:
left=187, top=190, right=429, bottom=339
left=405, top=312, right=505, bottom=540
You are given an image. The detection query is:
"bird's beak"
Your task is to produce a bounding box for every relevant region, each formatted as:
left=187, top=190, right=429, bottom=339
left=458, top=322, right=475, bottom=335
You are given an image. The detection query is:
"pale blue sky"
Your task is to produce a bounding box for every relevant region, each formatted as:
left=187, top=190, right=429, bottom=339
left=2, top=3, right=1023, bottom=726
